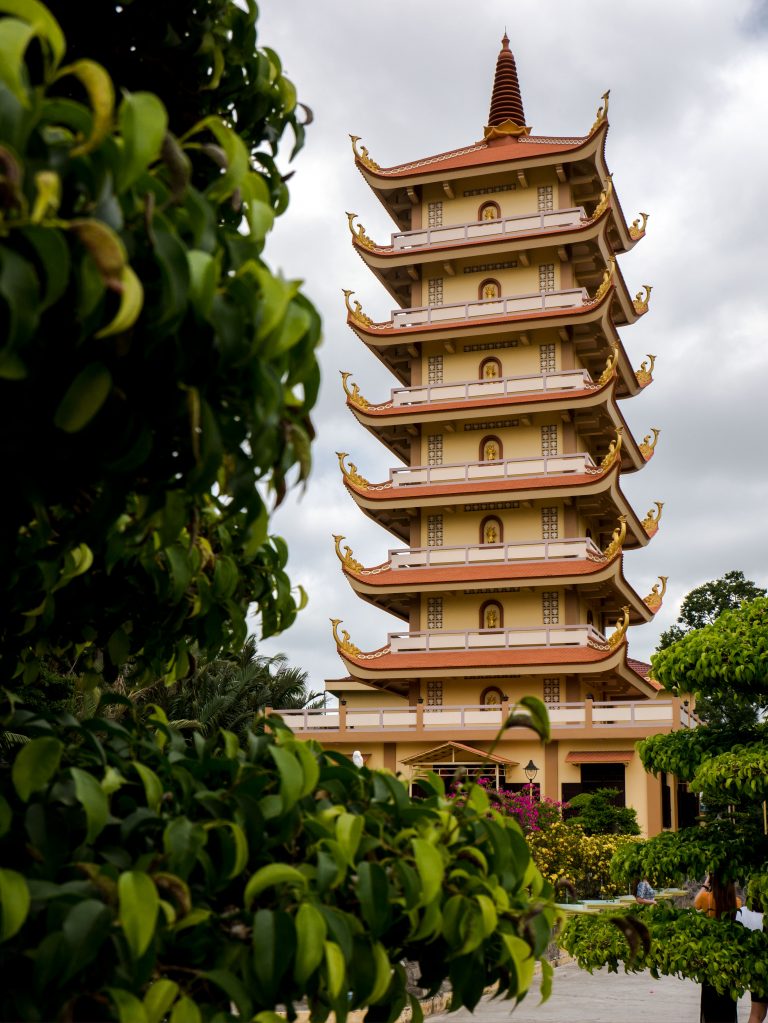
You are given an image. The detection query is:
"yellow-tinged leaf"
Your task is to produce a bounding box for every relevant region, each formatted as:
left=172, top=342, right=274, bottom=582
left=31, top=171, right=61, bottom=222
left=243, top=864, right=306, bottom=908
left=294, top=902, right=326, bottom=984
left=324, top=940, right=345, bottom=1000
left=0, top=868, right=30, bottom=941
left=144, top=980, right=179, bottom=1023
left=69, top=219, right=126, bottom=286
left=56, top=59, right=115, bottom=156
left=118, top=871, right=159, bottom=959
left=95, top=264, right=144, bottom=338
left=369, top=942, right=393, bottom=1004
left=0, top=0, right=65, bottom=69
left=475, top=894, right=498, bottom=936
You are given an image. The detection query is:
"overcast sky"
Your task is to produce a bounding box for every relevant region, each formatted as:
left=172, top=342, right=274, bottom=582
left=254, top=0, right=768, bottom=691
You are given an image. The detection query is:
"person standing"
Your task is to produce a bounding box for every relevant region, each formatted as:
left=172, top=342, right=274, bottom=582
left=694, top=874, right=741, bottom=1023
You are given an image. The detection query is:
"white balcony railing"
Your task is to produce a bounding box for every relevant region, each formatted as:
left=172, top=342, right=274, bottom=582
left=273, top=700, right=692, bottom=734
left=387, top=624, right=606, bottom=654
left=389, top=452, right=596, bottom=488
left=391, top=206, right=587, bottom=251
left=387, top=536, right=603, bottom=570
left=392, top=288, right=590, bottom=329
left=391, top=368, right=592, bottom=407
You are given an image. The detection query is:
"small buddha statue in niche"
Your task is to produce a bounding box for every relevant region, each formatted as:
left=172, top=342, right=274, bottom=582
left=482, top=282, right=499, bottom=300
left=482, top=206, right=498, bottom=220
left=484, top=522, right=498, bottom=544
left=484, top=361, right=499, bottom=378
left=483, top=440, right=498, bottom=461
left=485, top=606, right=499, bottom=629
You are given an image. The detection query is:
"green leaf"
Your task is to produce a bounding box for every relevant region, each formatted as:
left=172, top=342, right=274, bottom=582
left=243, top=864, right=306, bottom=908
left=183, top=115, right=249, bottom=202
left=203, top=969, right=252, bottom=1020
left=62, top=899, right=112, bottom=978
left=207, top=820, right=249, bottom=879
left=169, top=998, right=201, bottom=1023
left=268, top=745, right=303, bottom=810
left=335, top=811, right=363, bottom=865
left=109, top=988, right=148, bottom=1023
left=324, top=940, right=346, bottom=1000
left=517, top=695, right=551, bottom=742
left=69, top=218, right=125, bottom=286
left=117, top=90, right=168, bottom=191
left=0, top=243, right=41, bottom=348
left=539, top=957, right=553, bottom=1004
left=501, top=933, right=534, bottom=996
left=131, top=760, right=163, bottom=812
left=20, top=226, right=69, bottom=310
left=187, top=250, right=218, bottom=319
left=356, top=862, right=389, bottom=936
left=0, top=868, right=30, bottom=941
left=0, top=0, right=65, bottom=69
left=55, top=59, right=115, bottom=156
left=0, top=19, right=35, bottom=103
left=53, top=362, right=112, bottom=433
left=0, top=794, right=11, bottom=837
left=412, top=838, right=444, bottom=906
left=369, top=942, right=393, bottom=1004
left=94, top=264, right=144, bottom=338
left=71, top=766, right=109, bottom=842
left=118, top=870, right=159, bottom=959
left=143, top=980, right=179, bottom=1023
left=11, top=736, right=63, bottom=801
left=293, top=902, right=326, bottom=984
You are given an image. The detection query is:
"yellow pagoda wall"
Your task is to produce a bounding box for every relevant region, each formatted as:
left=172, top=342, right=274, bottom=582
left=420, top=167, right=568, bottom=225
left=421, top=260, right=563, bottom=307
left=421, top=591, right=563, bottom=630
left=420, top=333, right=588, bottom=380
left=418, top=417, right=563, bottom=463
left=418, top=505, right=572, bottom=546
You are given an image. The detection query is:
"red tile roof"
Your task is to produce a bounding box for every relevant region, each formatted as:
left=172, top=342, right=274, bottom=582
left=342, top=645, right=616, bottom=672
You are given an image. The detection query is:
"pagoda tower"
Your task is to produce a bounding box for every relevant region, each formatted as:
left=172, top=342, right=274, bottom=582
left=280, top=37, right=691, bottom=837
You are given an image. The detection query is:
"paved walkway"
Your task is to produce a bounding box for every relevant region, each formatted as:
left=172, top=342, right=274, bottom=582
left=428, top=961, right=753, bottom=1022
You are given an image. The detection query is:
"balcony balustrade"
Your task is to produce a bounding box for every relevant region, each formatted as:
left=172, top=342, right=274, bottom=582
left=391, top=206, right=587, bottom=251
left=386, top=536, right=603, bottom=570
left=272, top=699, right=692, bottom=734
left=389, top=451, right=596, bottom=488
left=387, top=623, right=606, bottom=653
left=390, top=368, right=592, bottom=407
left=391, top=287, right=590, bottom=329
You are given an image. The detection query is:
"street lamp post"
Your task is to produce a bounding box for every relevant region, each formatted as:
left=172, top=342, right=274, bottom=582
left=524, top=759, right=539, bottom=798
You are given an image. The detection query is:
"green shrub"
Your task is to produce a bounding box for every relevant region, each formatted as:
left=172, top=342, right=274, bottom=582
left=0, top=699, right=559, bottom=1022
left=566, top=788, right=640, bottom=836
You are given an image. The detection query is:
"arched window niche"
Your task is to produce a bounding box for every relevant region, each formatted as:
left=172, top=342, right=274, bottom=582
left=480, top=515, right=503, bottom=545
left=480, top=599, right=504, bottom=631
left=480, top=435, right=503, bottom=462
left=478, top=200, right=501, bottom=221
left=479, top=356, right=502, bottom=380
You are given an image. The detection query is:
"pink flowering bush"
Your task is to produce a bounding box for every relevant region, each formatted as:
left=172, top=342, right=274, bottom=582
left=448, top=778, right=567, bottom=833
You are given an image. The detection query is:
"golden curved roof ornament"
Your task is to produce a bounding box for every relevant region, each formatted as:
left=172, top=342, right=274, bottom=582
left=349, top=134, right=380, bottom=172
left=633, top=284, right=653, bottom=315
left=336, top=451, right=370, bottom=489
left=629, top=212, right=649, bottom=241
left=635, top=354, right=657, bottom=388
left=593, top=255, right=615, bottom=303
left=592, top=174, right=613, bottom=219
left=590, top=90, right=611, bottom=134
left=345, top=211, right=377, bottom=251
left=644, top=576, right=668, bottom=613
left=597, top=342, right=619, bottom=387
left=330, top=618, right=362, bottom=657
left=642, top=501, right=664, bottom=536
left=342, top=289, right=375, bottom=328
left=639, top=427, right=661, bottom=461
left=607, top=605, right=631, bottom=649
left=340, top=370, right=370, bottom=410
left=602, top=515, right=627, bottom=561
left=332, top=534, right=364, bottom=574
left=599, top=427, right=623, bottom=473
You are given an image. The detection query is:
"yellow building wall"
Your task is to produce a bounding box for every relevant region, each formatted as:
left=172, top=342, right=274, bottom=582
left=419, top=417, right=561, bottom=464
left=422, top=260, right=561, bottom=307
left=422, top=589, right=560, bottom=631
left=420, top=168, right=567, bottom=227
left=420, top=332, right=587, bottom=383
left=418, top=503, right=562, bottom=547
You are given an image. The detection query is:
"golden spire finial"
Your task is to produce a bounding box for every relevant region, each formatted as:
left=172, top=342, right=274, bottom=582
left=644, top=576, right=668, bottom=612
left=639, top=427, right=660, bottom=461
left=633, top=284, right=652, bottom=315
left=593, top=255, right=615, bottom=303
left=342, top=289, right=375, bottom=327
left=590, top=90, right=611, bottom=134
left=332, top=534, right=364, bottom=573
left=336, top=451, right=370, bottom=489
left=592, top=174, right=614, bottom=219
left=597, top=342, right=619, bottom=387
left=635, top=354, right=657, bottom=388
left=349, top=135, right=380, bottom=171
left=340, top=370, right=371, bottom=409
left=330, top=618, right=362, bottom=657
left=629, top=212, right=649, bottom=240
left=345, top=212, right=377, bottom=250
left=607, top=605, right=631, bottom=649
left=599, top=427, right=623, bottom=473
left=602, top=515, right=627, bottom=561
left=642, top=501, right=664, bottom=536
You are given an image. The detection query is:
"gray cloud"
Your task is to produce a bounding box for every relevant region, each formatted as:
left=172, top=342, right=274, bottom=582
left=256, top=0, right=768, bottom=683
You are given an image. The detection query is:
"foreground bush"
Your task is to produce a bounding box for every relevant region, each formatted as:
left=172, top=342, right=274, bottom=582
left=0, top=700, right=558, bottom=1022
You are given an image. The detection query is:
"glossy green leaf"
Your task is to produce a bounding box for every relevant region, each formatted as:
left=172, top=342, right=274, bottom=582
left=335, top=811, right=363, bottom=865
left=20, top=226, right=69, bottom=310
left=55, top=59, right=115, bottom=155
left=517, top=695, right=551, bottom=742
left=169, top=997, right=201, bottom=1023
left=369, top=942, right=393, bottom=1004
left=0, top=868, right=30, bottom=942
left=187, top=249, right=218, bottom=319
left=412, top=838, right=444, bottom=906
left=131, top=760, right=163, bottom=812
left=62, top=899, right=112, bottom=978
left=94, top=263, right=144, bottom=338
left=117, top=90, right=168, bottom=191
left=109, top=988, right=148, bottom=1023
left=69, top=218, right=125, bottom=286
left=0, top=243, right=41, bottom=347
left=183, top=115, right=249, bottom=202
left=501, top=933, right=535, bottom=996
left=118, top=871, right=159, bottom=959
left=293, top=902, right=326, bottom=984
left=243, top=863, right=306, bottom=907
left=143, top=980, right=179, bottom=1023
left=203, top=969, right=252, bottom=1020
left=0, top=0, right=65, bottom=68
left=71, top=767, right=109, bottom=842
left=268, top=744, right=303, bottom=810
left=324, top=940, right=346, bottom=1000
left=0, top=19, right=35, bottom=103
left=53, top=362, right=112, bottom=433
left=12, top=736, right=63, bottom=801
